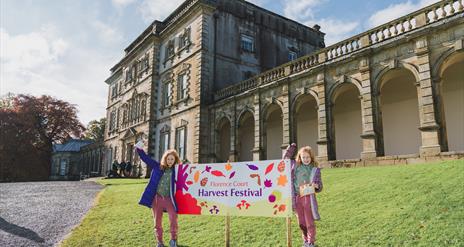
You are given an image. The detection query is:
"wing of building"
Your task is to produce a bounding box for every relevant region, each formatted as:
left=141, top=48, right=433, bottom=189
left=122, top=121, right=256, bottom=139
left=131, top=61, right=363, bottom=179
left=104, top=0, right=464, bottom=176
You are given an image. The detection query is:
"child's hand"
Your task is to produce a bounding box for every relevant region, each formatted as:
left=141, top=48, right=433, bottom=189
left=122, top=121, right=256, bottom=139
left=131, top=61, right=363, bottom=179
left=312, top=183, right=319, bottom=189
left=134, top=140, right=144, bottom=149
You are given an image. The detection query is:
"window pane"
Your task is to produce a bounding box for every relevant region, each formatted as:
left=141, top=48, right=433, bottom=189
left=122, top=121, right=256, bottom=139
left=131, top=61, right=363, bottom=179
left=164, top=133, right=169, bottom=153
left=182, top=75, right=187, bottom=98
left=241, top=35, right=254, bottom=52
left=288, top=51, right=297, bottom=61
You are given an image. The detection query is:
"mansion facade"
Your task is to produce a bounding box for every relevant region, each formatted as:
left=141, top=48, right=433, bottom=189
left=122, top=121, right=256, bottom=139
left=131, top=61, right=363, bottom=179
left=104, top=0, right=464, bottom=176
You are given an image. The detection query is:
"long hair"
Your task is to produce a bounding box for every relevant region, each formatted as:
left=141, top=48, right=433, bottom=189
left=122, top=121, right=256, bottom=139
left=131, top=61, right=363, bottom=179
left=295, top=146, right=318, bottom=167
left=160, top=149, right=181, bottom=170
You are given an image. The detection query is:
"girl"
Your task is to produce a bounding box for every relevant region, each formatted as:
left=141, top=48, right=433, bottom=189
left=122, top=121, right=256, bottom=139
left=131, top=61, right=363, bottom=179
left=135, top=140, right=179, bottom=247
left=290, top=146, right=323, bottom=247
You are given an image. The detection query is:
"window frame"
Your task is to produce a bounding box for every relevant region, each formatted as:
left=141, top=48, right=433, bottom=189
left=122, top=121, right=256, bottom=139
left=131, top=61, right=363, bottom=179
left=240, top=34, right=255, bottom=53
left=288, top=51, right=298, bottom=61
left=159, top=131, right=170, bottom=159
left=175, top=126, right=187, bottom=162
left=177, top=73, right=188, bottom=100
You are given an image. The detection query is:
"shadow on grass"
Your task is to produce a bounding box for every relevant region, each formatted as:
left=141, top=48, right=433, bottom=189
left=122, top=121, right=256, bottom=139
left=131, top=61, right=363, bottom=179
left=0, top=217, right=45, bottom=243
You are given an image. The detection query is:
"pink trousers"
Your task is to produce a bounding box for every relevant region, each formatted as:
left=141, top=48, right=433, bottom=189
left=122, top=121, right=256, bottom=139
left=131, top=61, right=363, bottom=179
left=151, top=195, right=178, bottom=243
left=295, top=195, right=316, bottom=243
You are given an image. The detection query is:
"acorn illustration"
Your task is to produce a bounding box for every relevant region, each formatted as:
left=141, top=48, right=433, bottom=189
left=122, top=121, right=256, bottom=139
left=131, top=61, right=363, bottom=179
left=200, top=177, right=208, bottom=186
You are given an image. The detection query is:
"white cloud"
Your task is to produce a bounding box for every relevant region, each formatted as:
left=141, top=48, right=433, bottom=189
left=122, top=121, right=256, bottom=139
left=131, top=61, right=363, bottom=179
left=308, top=19, right=360, bottom=45
left=368, top=0, right=440, bottom=27
left=0, top=27, right=114, bottom=125
left=283, top=0, right=327, bottom=22
left=0, top=26, right=68, bottom=71
left=138, top=0, right=185, bottom=23
left=279, top=0, right=358, bottom=45
left=93, top=20, right=124, bottom=44
left=111, top=0, right=136, bottom=8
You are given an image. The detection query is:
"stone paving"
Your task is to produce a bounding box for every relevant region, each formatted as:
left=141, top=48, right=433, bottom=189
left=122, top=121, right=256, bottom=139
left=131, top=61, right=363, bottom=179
left=0, top=181, right=103, bottom=247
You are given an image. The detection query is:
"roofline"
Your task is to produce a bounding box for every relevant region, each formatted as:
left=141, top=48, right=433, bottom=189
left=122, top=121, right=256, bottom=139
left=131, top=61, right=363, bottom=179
left=237, top=0, right=324, bottom=35
left=108, top=0, right=325, bottom=74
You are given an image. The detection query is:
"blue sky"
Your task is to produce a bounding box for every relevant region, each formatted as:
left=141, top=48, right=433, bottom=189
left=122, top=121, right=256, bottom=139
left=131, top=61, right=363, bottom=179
left=0, top=0, right=439, bottom=125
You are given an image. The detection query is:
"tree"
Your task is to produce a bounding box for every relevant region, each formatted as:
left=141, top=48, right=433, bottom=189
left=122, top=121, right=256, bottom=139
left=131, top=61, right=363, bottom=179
left=84, top=118, right=106, bottom=142
left=0, top=94, right=85, bottom=181
left=0, top=93, right=15, bottom=109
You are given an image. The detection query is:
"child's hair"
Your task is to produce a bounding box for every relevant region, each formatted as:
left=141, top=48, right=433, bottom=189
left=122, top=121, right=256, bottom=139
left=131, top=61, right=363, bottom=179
left=160, top=149, right=181, bottom=170
left=296, top=146, right=318, bottom=167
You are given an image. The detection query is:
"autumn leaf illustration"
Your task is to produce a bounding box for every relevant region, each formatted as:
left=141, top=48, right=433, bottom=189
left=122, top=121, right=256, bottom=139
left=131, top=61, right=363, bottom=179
left=277, top=174, right=288, bottom=187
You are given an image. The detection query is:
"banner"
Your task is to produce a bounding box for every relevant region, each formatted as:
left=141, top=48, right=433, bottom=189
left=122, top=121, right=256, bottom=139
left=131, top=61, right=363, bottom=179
left=175, top=159, right=292, bottom=217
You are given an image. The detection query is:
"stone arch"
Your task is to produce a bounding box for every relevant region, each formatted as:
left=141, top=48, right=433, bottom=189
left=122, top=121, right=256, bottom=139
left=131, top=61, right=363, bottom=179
left=215, top=112, right=233, bottom=131
left=372, top=60, right=421, bottom=95
left=237, top=110, right=254, bottom=161
left=328, top=82, right=363, bottom=160
left=431, top=47, right=458, bottom=80
left=236, top=107, right=254, bottom=126
left=261, top=97, right=284, bottom=119
left=291, top=89, right=320, bottom=110
left=376, top=66, right=421, bottom=156
left=262, top=102, right=284, bottom=159
left=215, top=116, right=231, bottom=162
left=327, top=75, right=363, bottom=104
left=291, top=91, right=319, bottom=153
left=435, top=50, right=464, bottom=152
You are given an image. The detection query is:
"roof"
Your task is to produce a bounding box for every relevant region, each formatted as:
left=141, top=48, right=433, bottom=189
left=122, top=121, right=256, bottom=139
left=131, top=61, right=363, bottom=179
left=53, top=139, right=94, bottom=153
left=109, top=0, right=324, bottom=73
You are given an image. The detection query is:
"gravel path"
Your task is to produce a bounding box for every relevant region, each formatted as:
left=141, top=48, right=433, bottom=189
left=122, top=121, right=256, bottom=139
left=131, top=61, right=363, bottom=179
left=0, top=181, right=103, bottom=247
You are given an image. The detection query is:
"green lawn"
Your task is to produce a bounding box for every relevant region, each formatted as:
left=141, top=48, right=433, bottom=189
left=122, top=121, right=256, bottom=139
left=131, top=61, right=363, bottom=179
left=61, top=160, right=464, bottom=247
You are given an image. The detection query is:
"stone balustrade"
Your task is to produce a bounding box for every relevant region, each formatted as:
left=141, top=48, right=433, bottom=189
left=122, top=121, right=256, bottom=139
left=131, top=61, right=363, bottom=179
left=214, top=0, right=463, bottom=101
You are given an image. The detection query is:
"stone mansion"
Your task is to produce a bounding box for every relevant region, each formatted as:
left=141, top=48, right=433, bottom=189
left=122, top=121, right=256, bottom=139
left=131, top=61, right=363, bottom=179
left=104, top=0, right=464, bottom=177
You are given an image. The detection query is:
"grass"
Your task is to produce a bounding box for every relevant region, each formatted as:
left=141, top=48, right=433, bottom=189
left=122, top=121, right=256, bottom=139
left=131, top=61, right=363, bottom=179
left=61, top=160, right=464, bottom=247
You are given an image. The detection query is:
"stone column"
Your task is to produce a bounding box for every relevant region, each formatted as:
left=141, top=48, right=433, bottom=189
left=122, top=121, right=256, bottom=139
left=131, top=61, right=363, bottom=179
left=229, top=101, right=238, bottom=162
left=314, top=73, right=329, bottom=162
left=252, top=94, right=263, bottom=160
left=359, top=58, right=378, bottom=159
left=415, top=37, right=441, bottom=156
left=281, top=82, right=291, bottom=156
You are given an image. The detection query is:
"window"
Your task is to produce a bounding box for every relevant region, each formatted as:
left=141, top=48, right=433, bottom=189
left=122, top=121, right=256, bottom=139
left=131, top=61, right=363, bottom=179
left=160, top=131, right=170, bottom=158
left=140, top=100, right=146, bottom=118
left=138, top=55, right=149, bottom=73
left=288, top=51, right=297, bottom=61
left=116, top=109, right=120, bottom=128
left=111, top=84, right=118, bottom=98
left=125, top=68, right=132, bottom=82
left=241, top=34, right=254, bottom=52
left=125, top=64, right=137, bottom=82
left=109, top=110, right=116, bottom=131
left=163, top=82, right=172, bottom=107
left=177, top=74, right=188, bottom=100
left=178, top=27, right=191, bottom=49
left=59, top=159, right=68, bottom=176
left=122, top=109, right=128, bottom=125
left=175, top=127, right=187, bottom=162
left=165, top=40, right=175, bottom=60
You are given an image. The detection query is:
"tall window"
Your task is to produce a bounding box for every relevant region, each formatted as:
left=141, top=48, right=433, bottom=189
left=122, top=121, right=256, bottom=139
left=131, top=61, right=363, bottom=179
left=111, top=84, right=118, bottom=98
left=177, top=74, right=188, bottom=100
left=178, top=27, right=191, bottom=49
left=140, top=100, right=146, bottom=119
left=109, top=110, right=116, bottom=131
left=160, top=131, right=170, bottom=158
left=163, top=82, right=172, bottom=107
left=139, top=55, right=149, bottom=73
left=165, top=40, right=175, bottom=60
left=241, top=34, right=254, bottom=52
left=175, top=127, right=187, bottom=162
left=59, top=159, right=68, bottom=176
